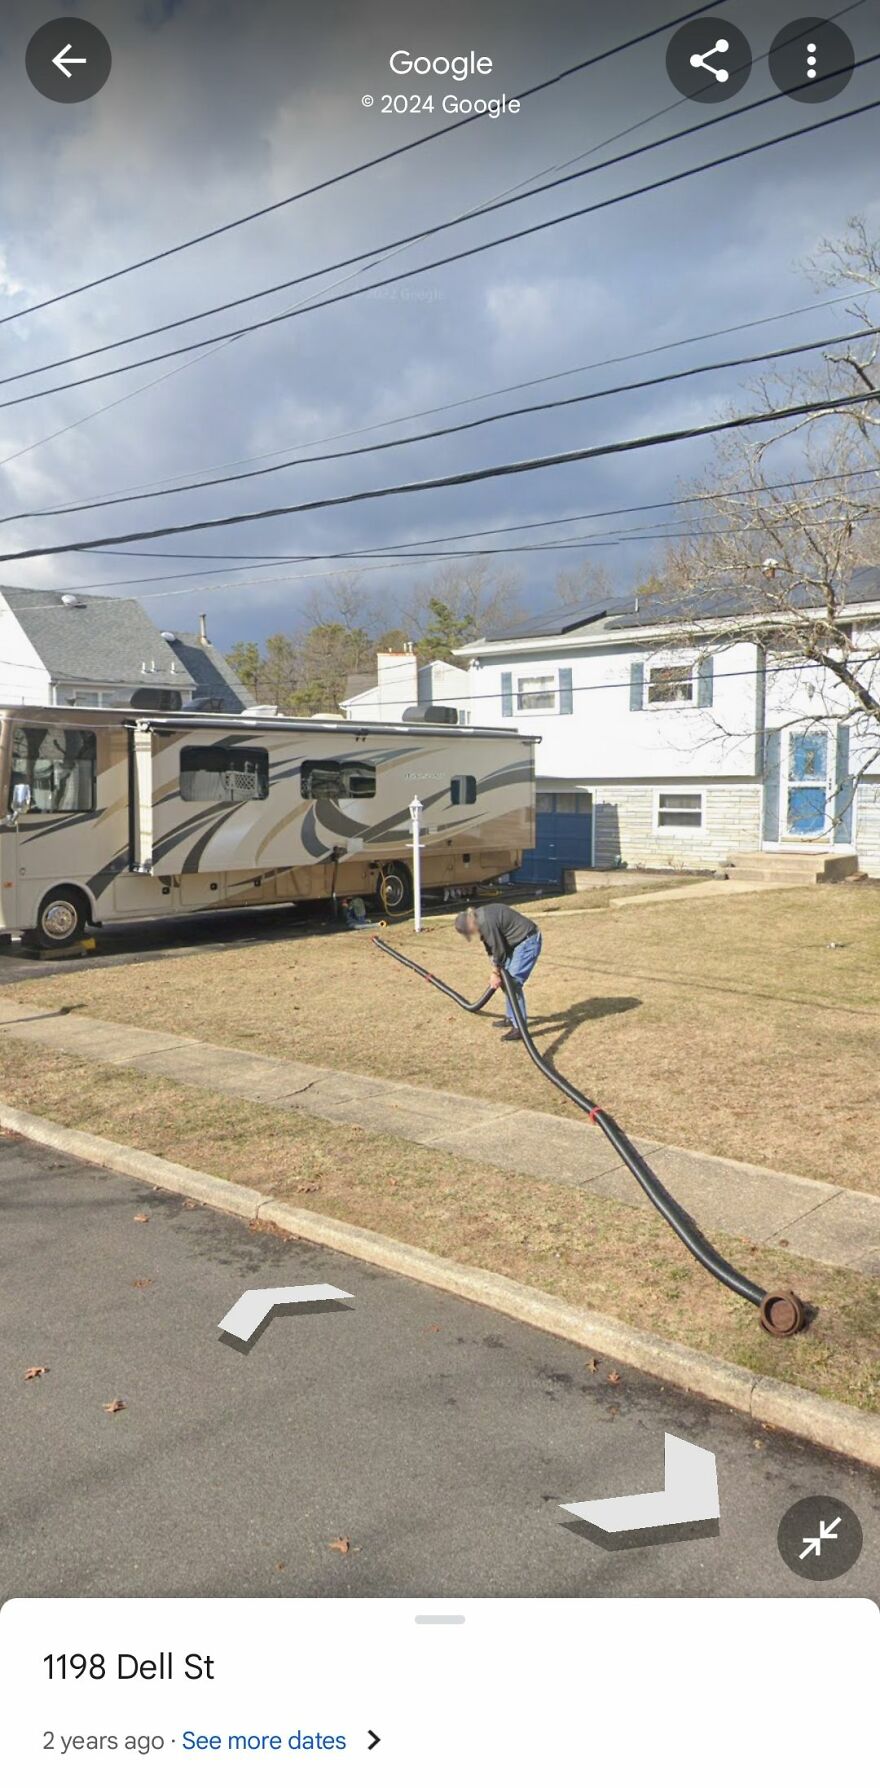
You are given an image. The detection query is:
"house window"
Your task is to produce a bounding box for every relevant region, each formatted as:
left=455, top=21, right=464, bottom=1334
left=300, top=759, right=376, bottom=800
left=656, top=791, right=703, bottom=830
left=11, top=725, right=96, bottom=813
left=180, top=745, right=269, bottom=803
left=647, top=665, right=695, bottom=706
left=516, top=675, right=556, bottom=712
left=450, top=774, right=477, bottom=805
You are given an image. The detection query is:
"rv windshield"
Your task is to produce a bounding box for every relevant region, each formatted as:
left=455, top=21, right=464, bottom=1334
left=10, top=724, right=97, bottom=814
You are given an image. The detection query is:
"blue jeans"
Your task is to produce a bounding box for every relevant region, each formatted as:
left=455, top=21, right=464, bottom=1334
left=505, top=930, right=542, bottom=1024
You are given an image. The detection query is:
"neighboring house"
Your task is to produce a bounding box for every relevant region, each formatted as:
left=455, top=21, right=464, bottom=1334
left=161, top=617, right=248, bottom=712
left=452, top=574, right=880, bottom=882
left=341, top=649, right=472, bottom=724
left=0, top=589, right=243, bottom=713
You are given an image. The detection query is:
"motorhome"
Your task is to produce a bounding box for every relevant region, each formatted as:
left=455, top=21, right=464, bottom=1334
left=0, top=705, right=536, bottom=947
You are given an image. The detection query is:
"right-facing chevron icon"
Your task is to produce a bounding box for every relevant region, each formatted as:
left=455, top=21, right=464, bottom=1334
left=561, top=1432, right=719, bottom=1545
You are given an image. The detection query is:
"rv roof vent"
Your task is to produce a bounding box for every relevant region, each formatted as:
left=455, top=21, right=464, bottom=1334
left=160, top=630, right=178, bottom=643
left=60, top=592, right=85, bottom=608
left=311, top=710, right=344, bottom=720
left=402, top=703, right=459, bottom=725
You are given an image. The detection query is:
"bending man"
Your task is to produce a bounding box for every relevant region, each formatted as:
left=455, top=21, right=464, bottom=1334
left=454, top=901, right=543, bottom=1041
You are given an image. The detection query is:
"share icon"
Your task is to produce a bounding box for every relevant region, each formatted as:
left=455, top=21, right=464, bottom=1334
left=666, top=17, right=752, bottom=103
left=689, top=38, right=730, bottom=83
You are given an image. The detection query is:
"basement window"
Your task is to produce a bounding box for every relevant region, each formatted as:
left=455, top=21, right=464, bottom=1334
left=300, top=759, right=376, bottom=800
left=180, top=745, right=269, bottom=803
left=656, top=791, right=703, bottom=830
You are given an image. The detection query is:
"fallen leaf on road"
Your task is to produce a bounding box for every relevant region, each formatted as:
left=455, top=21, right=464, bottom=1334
left=607, top=1370, right=621, bottom=1386
left=328, top=1537, right=352, bottom=1555
left=24, top=1365, right=49, bottom=1380
left=276, top=1562, right=286, bottom=1572
left=133, top=1213, right=149, bottom=1224
left=103, top=1399, right=126, bottom=1415
left=131, top=1278, right=154, bottom=1290
left=587, top=1358, right=600, bottom=1374
left=183, top=1200, right=198, bottom=1210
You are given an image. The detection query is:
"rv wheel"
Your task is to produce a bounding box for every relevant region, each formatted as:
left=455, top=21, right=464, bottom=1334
left=377, top=863, right=413, bottom=916
left=25, top=887, right=90, bottom=950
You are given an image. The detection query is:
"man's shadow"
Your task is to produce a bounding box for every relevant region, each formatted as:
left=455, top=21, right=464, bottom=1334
left=502, top=995, right=640, bottom=1066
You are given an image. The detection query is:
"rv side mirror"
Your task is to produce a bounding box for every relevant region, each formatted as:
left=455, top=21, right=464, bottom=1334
left=9, top=781, right=31, bottom=819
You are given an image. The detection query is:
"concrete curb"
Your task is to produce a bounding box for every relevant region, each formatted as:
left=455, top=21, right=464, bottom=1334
left=2, top=1099, right=879, bottom=1472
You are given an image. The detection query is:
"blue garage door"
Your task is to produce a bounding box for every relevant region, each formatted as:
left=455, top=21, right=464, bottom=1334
left=513, top=792, right=592, bottom=885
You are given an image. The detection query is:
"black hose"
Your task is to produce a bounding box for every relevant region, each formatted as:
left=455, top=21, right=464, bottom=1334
left=373, top=933, right=497, bottom=1013
left=373, top=933, right=766, bottom=1311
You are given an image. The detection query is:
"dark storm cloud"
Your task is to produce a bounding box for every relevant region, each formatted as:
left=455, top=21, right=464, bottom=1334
left=0, top=0, right=876, bottom=644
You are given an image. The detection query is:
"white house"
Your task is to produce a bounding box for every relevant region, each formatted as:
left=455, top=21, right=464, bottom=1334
left=342, top=648, right=471, bottom=725
left=458, top=576, right=880, bottom=880
left=341, top=575, right=880, bottom=882
left=0, top=589, right=247, bottom=713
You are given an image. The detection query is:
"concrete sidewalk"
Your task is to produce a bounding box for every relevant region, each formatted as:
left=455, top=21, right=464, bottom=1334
left=0, top=994, right=877, bottom=1277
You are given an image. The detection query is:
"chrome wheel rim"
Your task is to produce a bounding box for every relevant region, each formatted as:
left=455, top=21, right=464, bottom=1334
left=42, top=900, right=80, bottom=941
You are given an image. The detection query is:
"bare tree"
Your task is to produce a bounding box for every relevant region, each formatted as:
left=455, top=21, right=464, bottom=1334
left=640, top=216, right=880, bottom=816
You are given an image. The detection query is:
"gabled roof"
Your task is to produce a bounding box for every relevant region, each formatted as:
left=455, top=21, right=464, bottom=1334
left=169, top=632, right=248, bottom=711
left=0, top=586, right=194, bottom=687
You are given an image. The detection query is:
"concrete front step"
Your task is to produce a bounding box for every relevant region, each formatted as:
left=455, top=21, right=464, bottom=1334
left=728, top=852, right=858, bottom=885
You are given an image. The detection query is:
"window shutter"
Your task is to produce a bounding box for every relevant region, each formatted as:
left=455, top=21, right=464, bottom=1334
left=501, top=672, right=513, bottom=717
left=762, top=729, right=781, bottom=842
left=697, top=655, right=714, bottom=708
left=629, top=661, right=644, bottom=710
left=558, top=666, right=573, bottom=714
left=833, top=724, right=854, bottom=844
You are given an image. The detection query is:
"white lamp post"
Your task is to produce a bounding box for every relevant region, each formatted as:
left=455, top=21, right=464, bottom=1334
left=409, top=796, right=423, bottom=933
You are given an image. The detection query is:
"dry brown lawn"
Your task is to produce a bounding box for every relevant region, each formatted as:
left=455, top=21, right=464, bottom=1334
left=1, top=1039, right=877, bottom=1413
left=18, top=881, right=880, bottom=1194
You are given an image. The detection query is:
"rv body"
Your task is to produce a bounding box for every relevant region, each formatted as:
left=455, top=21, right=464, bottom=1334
left=0, top=706, right=536, bottom=942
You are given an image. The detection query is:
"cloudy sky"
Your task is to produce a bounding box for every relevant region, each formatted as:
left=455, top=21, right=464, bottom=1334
left=0, top=0, right=878, bottom=650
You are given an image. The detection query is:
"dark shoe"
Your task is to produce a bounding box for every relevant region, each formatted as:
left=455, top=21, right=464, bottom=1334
left=500, top=1029, right=520, bottom=1042
left=492, top=1018, right=511, bottom=1029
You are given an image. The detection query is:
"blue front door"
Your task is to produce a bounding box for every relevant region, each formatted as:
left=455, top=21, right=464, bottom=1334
left=785, top=731, right=829, bottom=838
left=513, top=792, right=592, bottom=884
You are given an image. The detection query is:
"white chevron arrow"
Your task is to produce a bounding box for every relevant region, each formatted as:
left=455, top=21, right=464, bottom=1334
left=219, top=1283, right=352, bottom=1343
left=562, top=1433, right=719, bottom=1534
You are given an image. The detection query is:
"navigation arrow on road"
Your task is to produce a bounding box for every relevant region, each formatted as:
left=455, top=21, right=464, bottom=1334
left=52, top=43, right=88, bottom=77
left=218, top=1283, right=353, bottom=1344
left=561, top=1432, right=720, bottom=1547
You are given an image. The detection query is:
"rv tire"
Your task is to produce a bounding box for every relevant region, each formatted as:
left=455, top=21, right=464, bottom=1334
left=24, top=886, right=91, bottom=950
left=377, top=863, right=413, bottom=916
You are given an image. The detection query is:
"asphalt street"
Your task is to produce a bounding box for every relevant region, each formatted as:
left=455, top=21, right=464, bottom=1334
left=1, top=1134, right=877, bottom=1599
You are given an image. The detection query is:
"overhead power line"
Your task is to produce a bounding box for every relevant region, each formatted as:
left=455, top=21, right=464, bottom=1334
left=4, top=386, right=879, bottom=565
left=2, top=94, right=878, bottom=419
left=7, top=54, right=873, bottom=393
left=2, top=320, right=874, bottom=527
left=24, top=287, right=866, bottom=521
left=0, top=2, right=722, bottom=330
left=64, top=463, right=880, bottom=587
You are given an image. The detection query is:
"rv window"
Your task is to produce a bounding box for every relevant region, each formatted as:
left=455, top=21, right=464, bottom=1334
left=180, top=745, right=269, bottom=803
left=300, top=760, right=376, bottom=800
left=11, top=725, right=96, bottom=813
left=450, top=775, right=477, bottom=805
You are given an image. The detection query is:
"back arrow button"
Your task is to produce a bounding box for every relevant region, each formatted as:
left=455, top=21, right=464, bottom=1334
left=26, top=18, right=112, bottom=103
